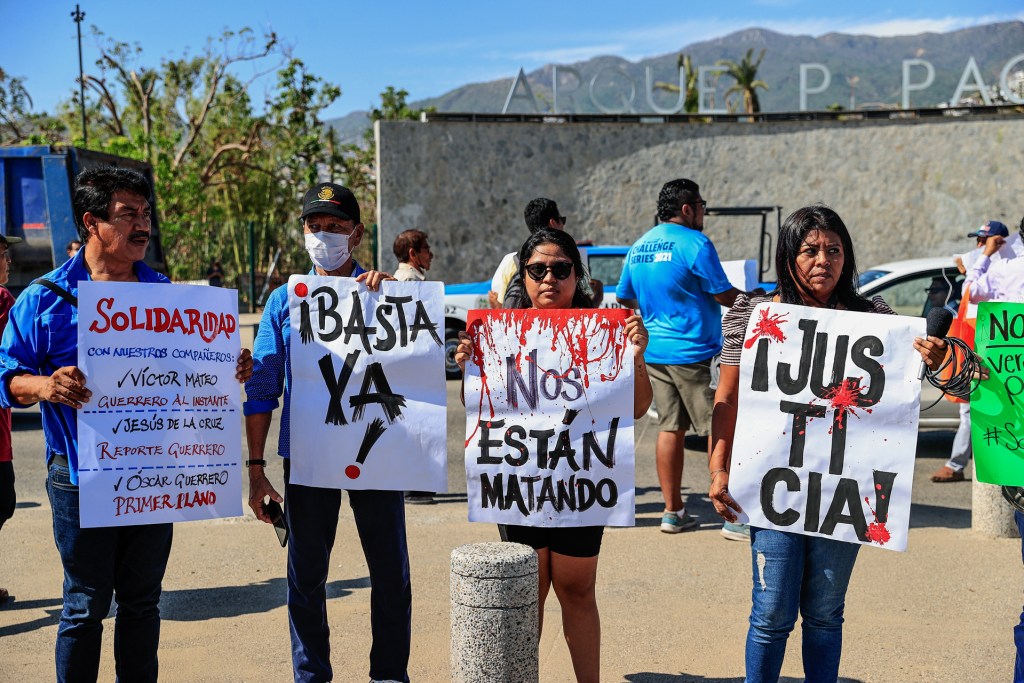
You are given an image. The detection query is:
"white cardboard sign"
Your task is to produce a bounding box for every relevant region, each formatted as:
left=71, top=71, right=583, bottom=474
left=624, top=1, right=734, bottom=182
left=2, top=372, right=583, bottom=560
left=77, top=281, right=242, bottom=527
left=288, top=276, right=447, bottom=491
left=728, top=303, right=923, bottom=551
left=463, top=309, right=635, bottom=527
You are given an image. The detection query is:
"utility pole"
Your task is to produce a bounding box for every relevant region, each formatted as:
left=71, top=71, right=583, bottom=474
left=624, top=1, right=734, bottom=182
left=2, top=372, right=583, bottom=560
left=71, top=4, right=87, bottom=146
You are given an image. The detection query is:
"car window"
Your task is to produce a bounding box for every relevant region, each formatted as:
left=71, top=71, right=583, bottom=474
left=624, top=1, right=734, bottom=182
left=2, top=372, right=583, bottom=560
left=588, top=254, right=625, bottom=287
left=867, top=270, right=962, bottom=317
left=858, top=269, right=890, bottom=287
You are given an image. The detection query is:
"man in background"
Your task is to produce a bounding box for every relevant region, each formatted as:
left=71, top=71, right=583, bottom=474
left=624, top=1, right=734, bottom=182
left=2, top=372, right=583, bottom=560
left=617, top=178, right=744, bottom=536
left=393, top=229, right=436, bottom=504
left=393, top=229, right=433, bottom=282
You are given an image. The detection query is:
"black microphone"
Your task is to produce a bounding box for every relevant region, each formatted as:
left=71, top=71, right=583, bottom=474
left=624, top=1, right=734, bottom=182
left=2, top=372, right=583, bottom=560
left=919, top=307, right=954, bottom=380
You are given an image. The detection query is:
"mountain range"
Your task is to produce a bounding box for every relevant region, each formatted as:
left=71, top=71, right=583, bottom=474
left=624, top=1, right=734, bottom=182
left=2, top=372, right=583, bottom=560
left=327, top=21, right=1024, bottom=143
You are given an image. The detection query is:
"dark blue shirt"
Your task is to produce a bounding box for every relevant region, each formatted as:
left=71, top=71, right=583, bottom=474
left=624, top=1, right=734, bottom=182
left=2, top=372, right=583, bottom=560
left=0, top=252, right=170, bottom=484
left=243, top=263, right=366, bottom=458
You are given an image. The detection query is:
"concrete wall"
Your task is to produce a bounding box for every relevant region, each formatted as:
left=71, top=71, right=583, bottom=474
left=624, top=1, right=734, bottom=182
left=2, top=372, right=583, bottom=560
left=376, top=114, right=1024, bottom=284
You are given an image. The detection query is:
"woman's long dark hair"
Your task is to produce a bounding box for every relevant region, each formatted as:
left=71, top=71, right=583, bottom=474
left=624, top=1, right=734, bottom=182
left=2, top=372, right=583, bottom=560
left=774, top=204, right=871, bottom=312
left=509, top=228, right=595, bottom=310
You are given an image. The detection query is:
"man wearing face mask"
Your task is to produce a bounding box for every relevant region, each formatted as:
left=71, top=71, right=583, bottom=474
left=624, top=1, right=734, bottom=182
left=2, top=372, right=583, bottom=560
left=244, top=183, right=412, bottom=683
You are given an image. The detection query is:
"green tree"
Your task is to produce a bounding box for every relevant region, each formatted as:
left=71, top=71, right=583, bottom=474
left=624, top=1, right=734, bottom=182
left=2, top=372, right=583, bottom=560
left=0, top=68, right=66, bottom=144
left=717, top=48, right=769, bottom=114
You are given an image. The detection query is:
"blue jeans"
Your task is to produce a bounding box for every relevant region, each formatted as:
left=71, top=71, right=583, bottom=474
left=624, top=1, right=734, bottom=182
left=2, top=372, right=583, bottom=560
left=1014, top=511, right=1024, bottom=683
left=46, top=461, right=173, bottom=683
left=745, top=527, right=860, bottom=683
left=284, top=460, right=411, bottom=683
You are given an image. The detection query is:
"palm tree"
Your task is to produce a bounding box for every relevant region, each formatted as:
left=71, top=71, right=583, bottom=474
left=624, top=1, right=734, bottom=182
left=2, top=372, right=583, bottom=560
left=716, top=48, right=769, bottom=113
left=653, top=54, right=698, bottom=113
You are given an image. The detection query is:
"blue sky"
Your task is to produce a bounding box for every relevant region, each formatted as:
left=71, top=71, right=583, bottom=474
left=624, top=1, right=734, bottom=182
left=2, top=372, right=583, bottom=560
left=2, top=0, right=1023, bottom=120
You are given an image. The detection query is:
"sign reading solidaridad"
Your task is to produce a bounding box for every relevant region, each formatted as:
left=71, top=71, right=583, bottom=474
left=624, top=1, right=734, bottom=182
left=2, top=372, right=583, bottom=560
left=77, top=281, right=243, bottom=528
left=727, top=303, right=923, bottom=551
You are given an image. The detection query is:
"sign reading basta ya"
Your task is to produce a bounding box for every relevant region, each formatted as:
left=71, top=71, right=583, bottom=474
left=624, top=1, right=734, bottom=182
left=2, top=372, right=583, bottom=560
left=288, top=276, right=447, bottom=492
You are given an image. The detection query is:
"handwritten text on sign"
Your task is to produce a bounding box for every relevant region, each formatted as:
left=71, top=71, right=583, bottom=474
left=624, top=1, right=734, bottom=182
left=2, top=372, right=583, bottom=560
left=464, top=309, right=635, bottom=527
left=77, top=282, right=242, bottom=528
left=728, top=303, right=923, bottom=551
left=288, top=277, right=447, bottom=491
left=972, top=302, right=1024, bottom=485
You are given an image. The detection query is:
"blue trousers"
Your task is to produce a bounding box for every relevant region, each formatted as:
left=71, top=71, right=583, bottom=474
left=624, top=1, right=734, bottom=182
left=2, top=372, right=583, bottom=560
left=1015, top=511, right=1024, bottom=683
left=47, top=461, right=173, bottom=683
left=284, top=460, right=412, bottom=683
left=745, top=527, right=860, bottom=683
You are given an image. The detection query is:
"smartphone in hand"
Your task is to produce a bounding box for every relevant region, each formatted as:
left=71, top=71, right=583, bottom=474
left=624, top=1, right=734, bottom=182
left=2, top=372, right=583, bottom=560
left=264, top=499, right=288, bottom=547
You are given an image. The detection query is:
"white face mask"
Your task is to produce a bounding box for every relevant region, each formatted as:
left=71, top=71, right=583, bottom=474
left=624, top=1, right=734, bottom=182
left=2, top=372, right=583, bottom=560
left=304, top=231, right=351, bottom=272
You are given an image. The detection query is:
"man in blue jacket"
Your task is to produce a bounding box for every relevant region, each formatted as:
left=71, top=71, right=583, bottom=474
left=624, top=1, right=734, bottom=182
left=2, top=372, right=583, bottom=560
left=245, top=182, right=411, bottom=683
left=0, top=167, right=251, bottom=682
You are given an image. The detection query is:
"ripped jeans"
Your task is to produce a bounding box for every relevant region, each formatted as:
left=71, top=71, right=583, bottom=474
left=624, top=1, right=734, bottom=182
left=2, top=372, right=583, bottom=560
left=745, top=527, right=860, bottom=683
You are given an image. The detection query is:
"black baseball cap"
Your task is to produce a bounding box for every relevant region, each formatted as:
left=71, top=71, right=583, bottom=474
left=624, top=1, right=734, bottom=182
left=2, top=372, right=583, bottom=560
left=0, top=234, right=23, bottom=247
left=300, top=183, right=360, bottom=224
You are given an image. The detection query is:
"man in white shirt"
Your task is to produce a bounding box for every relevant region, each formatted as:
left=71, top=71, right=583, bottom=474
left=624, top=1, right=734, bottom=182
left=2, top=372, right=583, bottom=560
left=392, top=229, right=432, bottom=282
left=965, top=220, right=1024, bottom=304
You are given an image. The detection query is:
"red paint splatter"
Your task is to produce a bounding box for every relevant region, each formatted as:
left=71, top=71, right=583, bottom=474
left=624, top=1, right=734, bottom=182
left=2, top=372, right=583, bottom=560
left=462, top=308, right=632, bottom=447
left=345, top=465, right=360, bottom=479
left=294, top=282, right=308, bottom=297
left=823, top=378, right=871, bottom=430
left=744, top=307, right=789, bottom=349
left=864, top=496, right=891, bottom=545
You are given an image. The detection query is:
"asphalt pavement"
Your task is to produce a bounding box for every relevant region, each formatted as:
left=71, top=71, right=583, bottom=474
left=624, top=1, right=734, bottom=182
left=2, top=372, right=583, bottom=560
left=0, top=379, right=1019, bottom=682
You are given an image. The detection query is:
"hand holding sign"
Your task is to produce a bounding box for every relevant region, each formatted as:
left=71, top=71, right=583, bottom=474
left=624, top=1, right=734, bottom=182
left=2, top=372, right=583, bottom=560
left=42, top=366, right=92, bottom=409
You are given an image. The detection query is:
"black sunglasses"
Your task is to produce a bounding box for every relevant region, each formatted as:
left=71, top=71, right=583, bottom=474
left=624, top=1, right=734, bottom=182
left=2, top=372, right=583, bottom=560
left=524, top=262, right=574, bottom=281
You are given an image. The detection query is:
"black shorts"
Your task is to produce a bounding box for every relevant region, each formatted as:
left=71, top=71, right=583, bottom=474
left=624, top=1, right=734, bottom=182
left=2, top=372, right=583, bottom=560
left=498, top=523, right=604, bottom=558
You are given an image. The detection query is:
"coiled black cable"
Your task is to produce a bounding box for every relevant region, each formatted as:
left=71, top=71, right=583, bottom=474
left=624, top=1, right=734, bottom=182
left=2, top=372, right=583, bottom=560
left=923, top=335, right=981, bottom=402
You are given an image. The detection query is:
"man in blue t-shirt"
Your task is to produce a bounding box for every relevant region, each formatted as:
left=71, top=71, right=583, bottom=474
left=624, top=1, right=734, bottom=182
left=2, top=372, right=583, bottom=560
left=617, top=178, right=743, bottom=534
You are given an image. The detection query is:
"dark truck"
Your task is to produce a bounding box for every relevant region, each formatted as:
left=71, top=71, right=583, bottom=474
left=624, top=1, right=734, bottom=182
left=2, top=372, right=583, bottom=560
left=0, top=146, right=167, bottom=293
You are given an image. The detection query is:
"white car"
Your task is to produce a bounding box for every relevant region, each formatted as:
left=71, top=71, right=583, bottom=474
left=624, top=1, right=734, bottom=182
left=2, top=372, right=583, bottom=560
left=857, top=257, right=965, bottom=429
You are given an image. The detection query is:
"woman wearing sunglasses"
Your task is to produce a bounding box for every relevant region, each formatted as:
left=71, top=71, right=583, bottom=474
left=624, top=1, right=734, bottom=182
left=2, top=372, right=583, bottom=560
left=456, top=227, right=652, bottom=683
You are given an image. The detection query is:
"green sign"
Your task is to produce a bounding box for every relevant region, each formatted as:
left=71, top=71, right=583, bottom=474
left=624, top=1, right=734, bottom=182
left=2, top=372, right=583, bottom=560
left=972, top=302, right=1024, bottom=485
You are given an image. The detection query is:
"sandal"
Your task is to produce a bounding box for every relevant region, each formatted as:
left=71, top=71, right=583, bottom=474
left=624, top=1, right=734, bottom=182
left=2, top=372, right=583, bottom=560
left=930, top=466, right=965, bottom=483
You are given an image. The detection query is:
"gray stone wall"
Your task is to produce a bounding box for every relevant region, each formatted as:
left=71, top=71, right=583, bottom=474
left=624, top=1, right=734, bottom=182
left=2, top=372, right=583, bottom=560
left=376, top=115, right=1024, bottom=284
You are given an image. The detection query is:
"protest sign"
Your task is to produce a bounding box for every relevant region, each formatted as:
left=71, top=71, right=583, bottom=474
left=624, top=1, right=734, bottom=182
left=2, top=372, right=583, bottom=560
left=728, top=303, right=923, bottom=551
left=972, top=302, right=1024, bottom=485
left=463, top=309, right=635, bottom=527
left=77, top=282, right=242, bottom=528
left=288, top=276, right=447, bottom=491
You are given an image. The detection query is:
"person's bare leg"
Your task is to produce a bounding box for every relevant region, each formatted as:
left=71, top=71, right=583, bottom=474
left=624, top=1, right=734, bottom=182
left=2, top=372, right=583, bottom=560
left=550, top=553, right=600, bottom=683
left=536, top=547, right=551, bottom=634
left=656, top=429, right=686, bottom=512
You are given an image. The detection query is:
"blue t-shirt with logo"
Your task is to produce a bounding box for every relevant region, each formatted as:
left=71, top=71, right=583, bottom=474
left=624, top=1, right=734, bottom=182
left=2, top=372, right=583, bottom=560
left=616, top=223, right=732, bottom=365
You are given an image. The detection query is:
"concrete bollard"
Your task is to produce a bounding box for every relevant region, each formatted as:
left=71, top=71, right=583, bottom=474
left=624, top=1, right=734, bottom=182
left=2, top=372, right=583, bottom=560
left=451, top=542, right=538, bottom=683
left=971, top=462, right=1018, bottom=538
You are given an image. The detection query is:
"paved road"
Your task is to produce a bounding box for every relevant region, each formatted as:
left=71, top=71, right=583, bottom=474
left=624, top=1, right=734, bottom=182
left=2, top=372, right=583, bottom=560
left=0, top=381, right=1018, bottom=682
